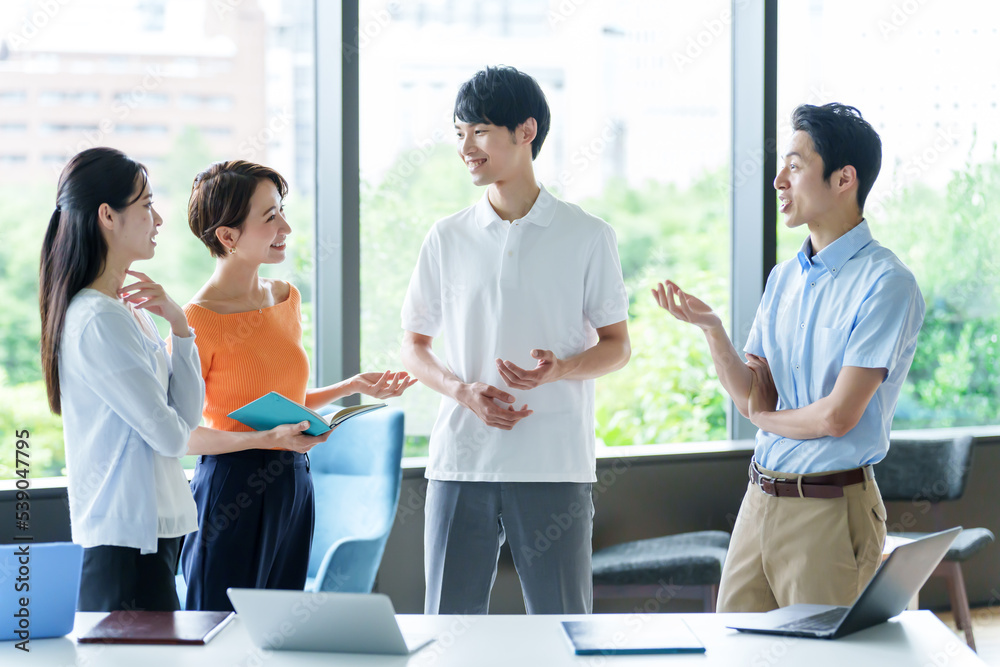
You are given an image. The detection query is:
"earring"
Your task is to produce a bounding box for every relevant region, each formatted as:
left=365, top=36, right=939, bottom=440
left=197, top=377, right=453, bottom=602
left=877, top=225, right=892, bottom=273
left=228, top=247, right=236, bottom=255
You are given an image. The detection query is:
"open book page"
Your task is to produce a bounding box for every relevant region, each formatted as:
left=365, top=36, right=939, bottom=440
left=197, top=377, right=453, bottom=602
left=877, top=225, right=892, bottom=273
left=326, top=403, right=386, bottom=426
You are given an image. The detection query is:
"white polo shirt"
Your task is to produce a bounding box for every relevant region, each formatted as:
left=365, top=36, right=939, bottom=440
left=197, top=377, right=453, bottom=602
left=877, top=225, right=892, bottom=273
left=402, top=184, right=629, bottom=483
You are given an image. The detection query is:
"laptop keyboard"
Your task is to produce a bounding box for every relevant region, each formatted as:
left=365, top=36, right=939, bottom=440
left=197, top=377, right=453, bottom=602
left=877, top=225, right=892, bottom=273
left=776, top=607, right=849, bottom=633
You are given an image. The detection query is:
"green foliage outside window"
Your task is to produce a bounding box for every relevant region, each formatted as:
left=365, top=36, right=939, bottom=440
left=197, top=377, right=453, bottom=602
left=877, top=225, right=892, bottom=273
left=2, top=140, right=998, bottom=479
left=877, top=149, right=1000, bottom=428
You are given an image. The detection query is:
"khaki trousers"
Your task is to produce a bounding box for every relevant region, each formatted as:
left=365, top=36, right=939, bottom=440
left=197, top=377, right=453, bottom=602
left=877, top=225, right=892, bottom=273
left=717, top=462, right=888, bottom=613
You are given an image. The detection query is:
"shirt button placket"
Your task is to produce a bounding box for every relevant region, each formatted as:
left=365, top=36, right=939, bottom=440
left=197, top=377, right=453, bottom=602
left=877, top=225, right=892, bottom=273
left=500, top=225, right=518, bottom=285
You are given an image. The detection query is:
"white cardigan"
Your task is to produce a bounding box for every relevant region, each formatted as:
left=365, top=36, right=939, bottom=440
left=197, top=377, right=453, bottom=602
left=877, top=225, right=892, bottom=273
left=59, top=289, right=204, bottom=554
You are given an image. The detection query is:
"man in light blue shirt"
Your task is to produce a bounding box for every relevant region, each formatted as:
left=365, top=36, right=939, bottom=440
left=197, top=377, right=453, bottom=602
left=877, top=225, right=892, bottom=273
left=653, top=103, right=925, bottom=612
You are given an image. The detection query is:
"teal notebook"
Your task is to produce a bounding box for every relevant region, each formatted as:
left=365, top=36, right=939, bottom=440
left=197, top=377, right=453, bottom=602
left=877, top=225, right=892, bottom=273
left=228, top=392, right=386, bottom=436
left=561, top=616, right=705, bottom=655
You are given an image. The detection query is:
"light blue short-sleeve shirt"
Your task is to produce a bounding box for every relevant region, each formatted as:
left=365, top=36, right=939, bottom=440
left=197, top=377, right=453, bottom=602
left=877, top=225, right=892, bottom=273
left=744, top=221, right=925, bottom=474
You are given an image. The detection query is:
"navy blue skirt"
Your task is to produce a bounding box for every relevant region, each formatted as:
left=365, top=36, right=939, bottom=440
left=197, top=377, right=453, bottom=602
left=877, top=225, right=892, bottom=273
left=181, top=449, right=314, bottom=612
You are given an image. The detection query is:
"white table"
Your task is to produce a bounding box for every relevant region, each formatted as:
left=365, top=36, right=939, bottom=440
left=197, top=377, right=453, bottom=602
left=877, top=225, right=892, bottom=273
left=22, top=611, right=986, bottom=666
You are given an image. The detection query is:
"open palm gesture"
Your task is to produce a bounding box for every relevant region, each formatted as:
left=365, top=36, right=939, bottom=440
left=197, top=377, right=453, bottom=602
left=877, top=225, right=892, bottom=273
left=651, top=280, right=723, bottom=331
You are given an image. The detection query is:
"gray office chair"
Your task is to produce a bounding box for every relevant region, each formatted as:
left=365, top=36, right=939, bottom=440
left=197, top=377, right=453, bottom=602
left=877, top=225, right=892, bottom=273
left=592, top=530, right=730, bottom=612
left=874, top=436, right=994, bottom=651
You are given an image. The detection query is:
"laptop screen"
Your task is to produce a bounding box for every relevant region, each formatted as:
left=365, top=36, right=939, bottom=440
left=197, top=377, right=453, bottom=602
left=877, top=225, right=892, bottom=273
left=0, top=542, right=83, bottom=644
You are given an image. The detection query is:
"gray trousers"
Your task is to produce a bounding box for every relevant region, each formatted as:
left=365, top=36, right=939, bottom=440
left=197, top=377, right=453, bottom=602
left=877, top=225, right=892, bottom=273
left=424, top=480, right=594, bottom=615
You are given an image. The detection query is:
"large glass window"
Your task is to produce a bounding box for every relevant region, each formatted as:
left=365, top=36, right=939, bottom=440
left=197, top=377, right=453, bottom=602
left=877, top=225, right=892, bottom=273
left=0, top=0, right=316, bottom=479
left=359, top=0, right=733, bottom=455
left=777, top=0, right=1000, bottom=429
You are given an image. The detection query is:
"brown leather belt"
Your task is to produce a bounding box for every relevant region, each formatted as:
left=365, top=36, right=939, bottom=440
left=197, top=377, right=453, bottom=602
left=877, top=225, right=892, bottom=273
left=749, top=460, right=873, bottom=499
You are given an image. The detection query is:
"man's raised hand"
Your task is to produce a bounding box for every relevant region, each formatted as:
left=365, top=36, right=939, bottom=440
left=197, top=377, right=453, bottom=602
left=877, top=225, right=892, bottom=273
left=651, top=280, right=723, bottom=331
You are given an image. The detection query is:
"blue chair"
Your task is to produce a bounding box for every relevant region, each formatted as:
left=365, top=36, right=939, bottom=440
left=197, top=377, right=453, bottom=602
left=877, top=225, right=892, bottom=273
left=305, top=407, right=405, bottom=592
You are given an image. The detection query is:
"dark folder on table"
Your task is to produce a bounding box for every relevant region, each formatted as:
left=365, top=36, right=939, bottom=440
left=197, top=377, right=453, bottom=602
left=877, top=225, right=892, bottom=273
left=561, top=615, right=705, bottom=655
left=77, top=611, right=234, bottom=645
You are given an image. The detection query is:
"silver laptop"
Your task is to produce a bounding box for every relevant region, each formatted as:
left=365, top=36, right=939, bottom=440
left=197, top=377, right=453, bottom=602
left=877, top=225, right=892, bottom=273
left=227, top=588, right=435, bottom=655
left=726, top=527, right=960, bottom=639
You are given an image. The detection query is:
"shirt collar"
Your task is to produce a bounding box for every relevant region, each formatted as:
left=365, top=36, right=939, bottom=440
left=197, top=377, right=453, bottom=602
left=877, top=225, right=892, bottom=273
left=475, top=183, right=556, bottom=229
left=796, top=219, right=874, bottom=278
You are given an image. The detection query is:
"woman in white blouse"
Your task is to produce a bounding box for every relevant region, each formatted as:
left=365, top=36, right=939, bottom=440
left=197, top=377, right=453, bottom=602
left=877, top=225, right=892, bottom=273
left=39, top=147, right=204, bottom=611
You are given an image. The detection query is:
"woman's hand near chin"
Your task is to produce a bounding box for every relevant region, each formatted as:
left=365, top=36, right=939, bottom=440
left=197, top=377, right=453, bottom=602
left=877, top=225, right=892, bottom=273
left=119, top=269, right=190, bottom=337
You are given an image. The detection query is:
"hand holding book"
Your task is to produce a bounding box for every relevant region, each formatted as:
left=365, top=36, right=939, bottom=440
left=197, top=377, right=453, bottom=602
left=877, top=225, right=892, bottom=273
left=228, top=392, right=387, bottom=437
left=262, top=420, right=332, bottom=453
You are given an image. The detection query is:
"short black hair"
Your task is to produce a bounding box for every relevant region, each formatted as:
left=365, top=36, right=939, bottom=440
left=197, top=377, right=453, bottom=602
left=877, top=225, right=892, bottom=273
left=791, top=103, right=882, bottom=212
left=454, top=65, right=551, bottom=160
left=188, top=160, right=289, bottom=258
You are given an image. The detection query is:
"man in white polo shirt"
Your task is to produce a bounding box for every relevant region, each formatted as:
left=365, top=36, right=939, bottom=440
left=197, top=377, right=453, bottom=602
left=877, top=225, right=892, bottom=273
left=401, top=66, right=631, bottom=615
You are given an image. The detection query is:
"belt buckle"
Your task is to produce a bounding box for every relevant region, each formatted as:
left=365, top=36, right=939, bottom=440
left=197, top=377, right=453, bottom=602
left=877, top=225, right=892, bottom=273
left=756, top=471, right=779, bottom=496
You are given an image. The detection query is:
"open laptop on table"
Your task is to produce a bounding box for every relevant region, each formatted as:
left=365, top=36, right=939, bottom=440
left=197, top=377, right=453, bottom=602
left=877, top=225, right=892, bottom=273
left=227, top=588, right=435, bottom=655
left=727, top=527, right=960, bottom=639
left=1, top=542, right=83, bottom=641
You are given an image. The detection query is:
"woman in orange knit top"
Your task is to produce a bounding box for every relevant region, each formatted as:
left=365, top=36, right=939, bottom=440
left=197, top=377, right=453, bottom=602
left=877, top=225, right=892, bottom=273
left=179, top=160, right=415, bottom=611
